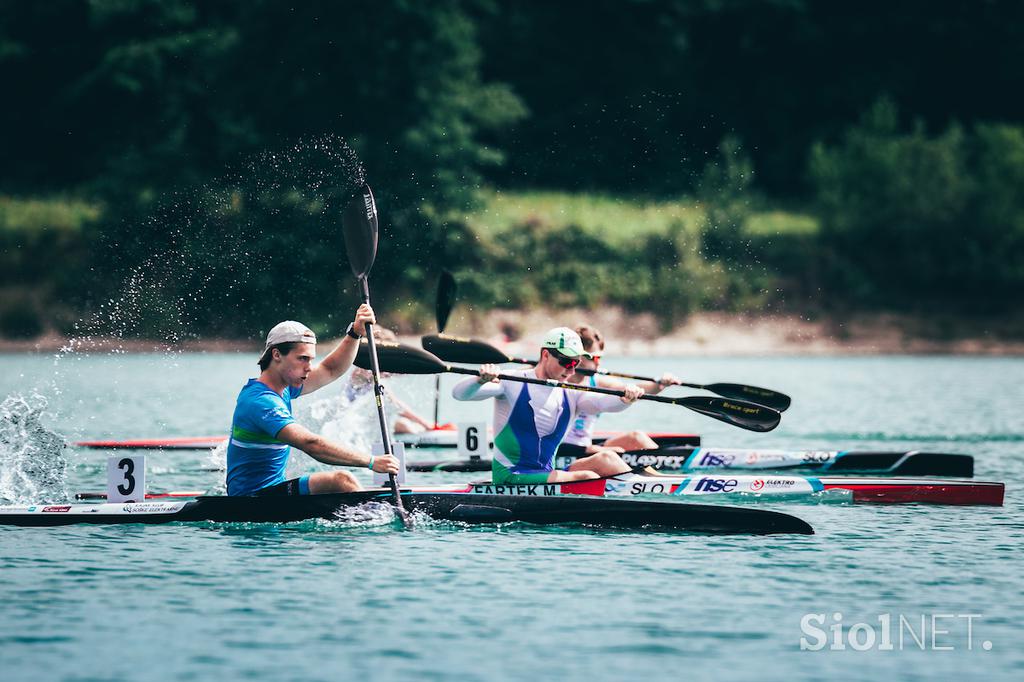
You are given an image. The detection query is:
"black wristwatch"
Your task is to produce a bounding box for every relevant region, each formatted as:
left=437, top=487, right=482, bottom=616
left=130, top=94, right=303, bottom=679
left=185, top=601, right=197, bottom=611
left=345, top=322, right=361, bottom=340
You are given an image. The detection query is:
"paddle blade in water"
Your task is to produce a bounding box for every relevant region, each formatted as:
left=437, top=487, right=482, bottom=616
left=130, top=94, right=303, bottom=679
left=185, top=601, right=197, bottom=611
left=675, top=396, right=782, bottom=432
left=704, top=383, right=792, bottom=412
left=436, top=271, right=457, bottom=333
left=421, top=334, right=512, bottom=364
left=342, top=184, right=378, bottom=279
left=355, top=341, right=448, bottom=375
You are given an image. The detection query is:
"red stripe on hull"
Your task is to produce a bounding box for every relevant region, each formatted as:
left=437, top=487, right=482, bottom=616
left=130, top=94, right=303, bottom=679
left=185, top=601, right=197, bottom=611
left=824, top=482, right=1004, bottom=505
left=555, top=479, right=607, bottom=496
left=76, top=437, right=227, bottom=449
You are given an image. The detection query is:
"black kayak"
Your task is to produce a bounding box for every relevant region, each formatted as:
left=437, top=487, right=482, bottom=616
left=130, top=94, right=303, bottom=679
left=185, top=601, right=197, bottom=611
left=0, top=489, right=813, bottom=535
left=407, top=446, right=974, bottom=477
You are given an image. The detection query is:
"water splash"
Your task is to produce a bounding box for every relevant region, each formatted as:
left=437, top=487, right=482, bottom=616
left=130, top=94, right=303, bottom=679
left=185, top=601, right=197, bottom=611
left=240, top=134, right=366, bottom=205
left=0, top=394, right=70, bottom=503
left=54, top=134, right=367, bottom=362
left=300, top=373, right=415, bottom=458
left=206, top=440, right=229, bottom=474
left=327, top=501, right=397, bottom=526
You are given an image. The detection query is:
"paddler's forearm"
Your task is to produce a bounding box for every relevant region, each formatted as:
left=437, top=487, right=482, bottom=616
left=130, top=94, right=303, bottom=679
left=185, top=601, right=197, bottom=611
left=577, top=392, right=633, bottom=415
left=296, top=432, right=371, bottom=468
left=636, top=380, right=665, bottom=394
left=277, top=423, right=370, bottom=467
left=452, top=375, right=502, bottom=401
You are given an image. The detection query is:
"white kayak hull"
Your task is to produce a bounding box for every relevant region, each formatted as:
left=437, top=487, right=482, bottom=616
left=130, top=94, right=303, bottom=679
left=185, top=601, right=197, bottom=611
left=414, top=474, right=1004, bottom=506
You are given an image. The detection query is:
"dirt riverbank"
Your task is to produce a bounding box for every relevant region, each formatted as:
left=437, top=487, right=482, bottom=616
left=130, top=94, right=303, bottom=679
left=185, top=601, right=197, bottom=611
left=2, top=310, right=1022, bottom=356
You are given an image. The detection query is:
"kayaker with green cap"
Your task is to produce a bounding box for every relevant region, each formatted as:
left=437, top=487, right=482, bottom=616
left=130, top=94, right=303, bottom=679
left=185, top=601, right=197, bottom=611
left=226, top=304, right=400, bottom=497
left=452, top=326, right=644, bottom=484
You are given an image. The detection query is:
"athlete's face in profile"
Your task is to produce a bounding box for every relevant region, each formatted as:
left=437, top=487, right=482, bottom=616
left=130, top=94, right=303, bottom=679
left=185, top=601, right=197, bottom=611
left=276, top=343, right=315, bottom=388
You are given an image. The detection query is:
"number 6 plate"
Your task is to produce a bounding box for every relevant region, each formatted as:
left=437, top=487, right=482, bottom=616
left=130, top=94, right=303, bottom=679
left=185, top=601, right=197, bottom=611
left=457, top=422, right=488, bottom=460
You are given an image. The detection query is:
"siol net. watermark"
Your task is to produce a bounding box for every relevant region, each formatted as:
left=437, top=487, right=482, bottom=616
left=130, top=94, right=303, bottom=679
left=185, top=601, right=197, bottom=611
left=800, top=612, right=993, bottom=651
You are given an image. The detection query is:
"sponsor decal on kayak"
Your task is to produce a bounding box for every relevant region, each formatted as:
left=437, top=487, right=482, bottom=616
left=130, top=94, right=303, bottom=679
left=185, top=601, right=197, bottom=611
left=470, top=484, right=560, bottom=496
left=676, top=476, right=818, bottom=495
left=699, top=451, right=736, bottom=467
left=620, top=453, right=689, bottom=469
left=694, top=477, right=739, bottom=493
left=120, top=502, right=188, bottom=514
left=42, top=506, right=72, bottom=512
left=802, top=451, right=837, bottom=464
left=686, top=449, right=839, bottom=469
left=622, top=480, right=683, bottom=495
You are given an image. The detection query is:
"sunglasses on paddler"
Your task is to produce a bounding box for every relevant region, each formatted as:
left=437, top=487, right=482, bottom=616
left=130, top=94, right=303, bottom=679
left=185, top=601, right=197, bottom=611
left=546, top=349, right=580, bottom=369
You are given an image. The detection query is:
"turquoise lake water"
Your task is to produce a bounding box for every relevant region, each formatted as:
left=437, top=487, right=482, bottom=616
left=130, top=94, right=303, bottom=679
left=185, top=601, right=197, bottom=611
left=1, top=352, right=1021, bottom=681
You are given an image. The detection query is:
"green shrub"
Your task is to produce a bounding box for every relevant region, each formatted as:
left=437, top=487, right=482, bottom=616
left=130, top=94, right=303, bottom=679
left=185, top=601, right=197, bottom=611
left=809, top=98, right=1024, bottom=309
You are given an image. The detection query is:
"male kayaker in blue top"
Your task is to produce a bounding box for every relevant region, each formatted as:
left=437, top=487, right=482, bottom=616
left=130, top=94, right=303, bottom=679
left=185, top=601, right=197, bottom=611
left=452, top=327, right=644, bottom=484
left=226, top=305, right=400, bottom=496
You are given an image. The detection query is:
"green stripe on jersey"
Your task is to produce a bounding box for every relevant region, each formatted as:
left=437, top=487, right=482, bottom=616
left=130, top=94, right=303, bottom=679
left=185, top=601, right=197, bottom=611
left=231, top=426, right=284, bottom=445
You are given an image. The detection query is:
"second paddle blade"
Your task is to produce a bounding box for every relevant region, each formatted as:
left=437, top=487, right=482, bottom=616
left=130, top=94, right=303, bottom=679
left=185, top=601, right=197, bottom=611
left=355, top=341, right=448, bottom=375
left=705, top=382, right=792, bottom=412
left=435, top=271, right=457, bottom=333
left=421, top=334, right=512, bottom=364
left=677, top=396, right=782, bottom=432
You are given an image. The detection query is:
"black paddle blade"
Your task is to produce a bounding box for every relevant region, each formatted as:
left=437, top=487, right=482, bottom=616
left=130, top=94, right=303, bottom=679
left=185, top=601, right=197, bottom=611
left=436, top=271, right=457, bottom=333
left=341, top=184, right=378, bottom=279
left=705, top=382, right=792, bottom=412
left=355, top=341, right=448, bottom=375
left=421, top=334, right=513, bottom=364
left=675, top=396, right=782, bottom=432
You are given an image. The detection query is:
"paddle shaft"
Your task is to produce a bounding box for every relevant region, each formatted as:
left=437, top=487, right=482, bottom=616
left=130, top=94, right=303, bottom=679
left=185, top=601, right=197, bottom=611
left=360, top=341, right=779, bottom=430
left=432, top=271, right=457, bottom=428
left=360, top=278, right=406, bottom=515
left=578, top=366, right=752, bottom=393
left=500, top=358, right=659, bottom=384
left=449, top=366, right=733, bottom=409
left=506, top=356, right=769, bottom=397
left=576, top=366, right=739, bottom=394
left=433, top=376, right=442, bottom=426
left=341, top=183, right=409, bottom=524
left=419, top=336, right=790, bottom=411
left=576, top=366, right=664, bottom=383
left=566, top=368, right=790, bottom=411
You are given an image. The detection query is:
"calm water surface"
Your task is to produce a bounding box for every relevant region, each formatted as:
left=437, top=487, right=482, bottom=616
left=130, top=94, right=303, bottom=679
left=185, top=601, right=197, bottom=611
left=1, top=353, right=1022, bottom=681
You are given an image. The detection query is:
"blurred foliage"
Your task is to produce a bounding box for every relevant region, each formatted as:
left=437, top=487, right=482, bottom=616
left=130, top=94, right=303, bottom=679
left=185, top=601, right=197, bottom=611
left=0, top=1, right=1022, bottom=339
left=809, top=99, right=1024, bottom=310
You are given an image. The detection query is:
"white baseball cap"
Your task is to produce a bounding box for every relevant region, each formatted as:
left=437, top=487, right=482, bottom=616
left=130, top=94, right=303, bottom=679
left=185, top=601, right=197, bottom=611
left=261, top=321, right=316, bottom=359
left=540, top=327, right=592, bottom=359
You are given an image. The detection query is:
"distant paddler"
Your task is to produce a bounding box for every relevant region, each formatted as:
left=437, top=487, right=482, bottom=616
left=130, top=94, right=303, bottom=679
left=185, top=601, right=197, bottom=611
left=452, top=327, right=644, bottom=483
left=344, top=326, right=435, bottom=435
left=559, top=324, right=682, bottom=458
left=226, top=305, right=400, bottom=497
